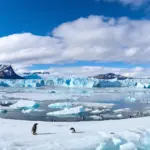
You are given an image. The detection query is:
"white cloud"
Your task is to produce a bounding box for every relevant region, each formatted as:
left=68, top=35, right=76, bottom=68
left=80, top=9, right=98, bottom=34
left=1, top=15, right=150, bottom=75
left=98, top=0, right=149, bottom=6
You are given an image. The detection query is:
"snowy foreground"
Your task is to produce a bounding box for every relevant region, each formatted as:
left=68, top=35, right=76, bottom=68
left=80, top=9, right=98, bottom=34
left=1, top=117, right=150, bottom=150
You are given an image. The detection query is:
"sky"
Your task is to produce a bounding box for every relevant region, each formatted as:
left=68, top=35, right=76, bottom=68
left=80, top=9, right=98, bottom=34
left=1, top=0, right=150, bottom=77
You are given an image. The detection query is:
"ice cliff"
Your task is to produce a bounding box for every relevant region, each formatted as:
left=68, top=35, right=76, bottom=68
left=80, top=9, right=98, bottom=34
left=0, top=65, right=149, bottom=89
left=0, top=77, right=150, bottom=88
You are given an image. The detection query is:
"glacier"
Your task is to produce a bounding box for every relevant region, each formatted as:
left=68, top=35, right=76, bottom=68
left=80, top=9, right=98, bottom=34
left=0, top=77, right=150, bottom=88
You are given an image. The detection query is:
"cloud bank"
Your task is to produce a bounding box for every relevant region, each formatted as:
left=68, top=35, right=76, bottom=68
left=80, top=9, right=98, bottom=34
left=0, top=15, right=150, bottom=76
left=99, top=0, right=149, bottom=6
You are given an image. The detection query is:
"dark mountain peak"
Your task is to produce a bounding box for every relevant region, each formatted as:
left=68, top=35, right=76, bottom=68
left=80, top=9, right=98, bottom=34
left=94, top=73, right=130, bottom=80
left=0, top=65, right=24, bottom=79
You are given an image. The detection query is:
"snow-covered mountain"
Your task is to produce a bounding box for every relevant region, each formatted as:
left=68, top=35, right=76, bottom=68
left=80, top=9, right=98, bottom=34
left=0, top=65, right=24, bottom=79
left=94, top=73, right=131, bottom=80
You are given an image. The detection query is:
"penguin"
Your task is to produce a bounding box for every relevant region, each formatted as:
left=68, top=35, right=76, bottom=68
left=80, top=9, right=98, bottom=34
left=32, top=123, right=38, bottom=135
left=110, top=132, right=115, bottom=134
left=70, top=127, right=76, bottom=133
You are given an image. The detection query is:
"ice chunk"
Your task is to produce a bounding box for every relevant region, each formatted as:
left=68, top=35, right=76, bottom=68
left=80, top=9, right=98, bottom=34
left=10, top=100, right=40, bottom=110
left=91, top=109, right=110, bottom=114
left=90, top=115, right=102, bottom=120
left=0, top=109, right=7, bottom=114
left=47, top=106, right=86, bottom=116
left=48, top=102, right=72, bottom=109
left=120, top=142, right=137, bottom=150
left=125, top=97, right=136, bottom=102
left=96, top=138, right=118, bottom=150
left=91, top=109, right=102, bottom=114
left=114, top=108, right=130, bottom=113
left=21, top=109, right=33, bottom=113
left=111, top=136, right=126, bottom=147
left=73, top=102, right=115, bottom=109
left=135, top=82, right=144, bottom=88
left=0, top=100, right=14, bottom=106
left=22, top=109, right=45, bottom=114
left=117, top=114, right=123, bottom=118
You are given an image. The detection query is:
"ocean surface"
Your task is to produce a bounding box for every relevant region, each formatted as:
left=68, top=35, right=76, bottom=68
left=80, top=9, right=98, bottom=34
left=0, top=87, right=150, bottom=121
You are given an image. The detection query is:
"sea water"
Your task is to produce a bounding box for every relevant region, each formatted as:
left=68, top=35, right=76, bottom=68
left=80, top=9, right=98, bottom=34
left=0, top=87, right=150, bottom=121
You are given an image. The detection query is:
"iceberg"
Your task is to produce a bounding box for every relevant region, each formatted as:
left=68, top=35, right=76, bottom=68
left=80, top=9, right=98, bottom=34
left=48, top=102, right=73, bottom=109
left=46, top=106, right=86, bottom=117
left=91, top=109, right=110, bottom=114
left=10, top=100, right=40, bottom=110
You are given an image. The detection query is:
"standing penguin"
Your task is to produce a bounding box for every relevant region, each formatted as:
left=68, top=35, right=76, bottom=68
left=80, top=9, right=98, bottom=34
left=32, top=123, right=38, bottom=135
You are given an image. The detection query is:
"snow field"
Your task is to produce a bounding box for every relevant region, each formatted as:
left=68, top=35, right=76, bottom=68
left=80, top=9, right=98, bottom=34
left=1, top=117, right=150, bottom=149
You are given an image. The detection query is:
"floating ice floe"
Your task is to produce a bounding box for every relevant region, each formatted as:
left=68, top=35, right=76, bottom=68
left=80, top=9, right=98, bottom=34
left=0, top=100, right=15, bottom=106
left=114, top=108, right=131, bottom=113
left=136, top=82, right=145, bottom=88
left=120, top=142, right=137, bottom=150
left=0, top=109, right=7, bottom=114
left=47, top=106, right=86, bottom=117
left=117, top=114, right=123, bottom=118
left=73, top=102, right=115, bottom=109
left=22, top=108, right=45, bottom=114
left=90, top=115, right=102, bottom=120
left=125, top=97, right=137, bottom=103
left=91, top=109, right=102, bottom=114
left=48, top=102, right=73, bottom=109
left=0, top=106, right=16, bottom=114
left=91, top=109, right=110, bottom=114
left=10, top=100, right=40, bottom=110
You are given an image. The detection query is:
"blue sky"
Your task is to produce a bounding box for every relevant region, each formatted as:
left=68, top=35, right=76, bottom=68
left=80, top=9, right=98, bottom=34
left=0, top=0, right=147, bottom=36
left=0, top=0, right=150, bottom=77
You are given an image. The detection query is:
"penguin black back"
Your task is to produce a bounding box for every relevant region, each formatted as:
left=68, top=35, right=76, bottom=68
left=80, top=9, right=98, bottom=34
left=32, top=123, right=38, bottom=135
left=70, top=127, right=76, bottom=133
